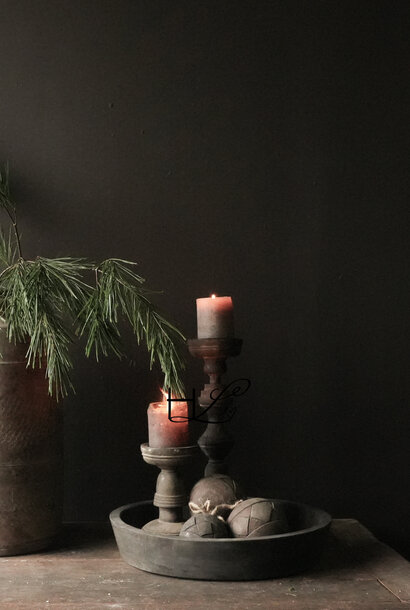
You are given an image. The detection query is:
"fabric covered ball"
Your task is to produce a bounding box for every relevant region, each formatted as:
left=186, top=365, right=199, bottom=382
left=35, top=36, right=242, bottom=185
left=227, top=497, right=289, bottom=538
left=179, top=513, right=230, bottom=539
left=189, top=474, right=245, bottom=520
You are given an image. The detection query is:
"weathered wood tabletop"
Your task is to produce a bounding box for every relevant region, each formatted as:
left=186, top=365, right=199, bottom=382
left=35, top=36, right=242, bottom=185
left=0, top=519, right=408, bottom=609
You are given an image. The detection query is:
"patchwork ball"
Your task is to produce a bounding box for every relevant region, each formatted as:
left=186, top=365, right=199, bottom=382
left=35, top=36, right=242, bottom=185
left=227, top=497, right=289, bottom=537
left=189, top=474, right=246, bottom=520
left=179, top=513, right=230, bottom=539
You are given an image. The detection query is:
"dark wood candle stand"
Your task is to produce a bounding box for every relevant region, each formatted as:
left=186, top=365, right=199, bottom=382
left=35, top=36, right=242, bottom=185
left=187, top=337, right=242, bottom=476
left=140, top=443, right=199, bottom=536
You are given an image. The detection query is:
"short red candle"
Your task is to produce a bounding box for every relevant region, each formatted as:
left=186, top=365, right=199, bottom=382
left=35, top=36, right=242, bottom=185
left=147, top=399, right=190, bottom=448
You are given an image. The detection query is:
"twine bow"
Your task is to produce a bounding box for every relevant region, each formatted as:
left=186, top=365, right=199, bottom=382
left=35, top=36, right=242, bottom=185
left=188, top=499, right=243, bottom=522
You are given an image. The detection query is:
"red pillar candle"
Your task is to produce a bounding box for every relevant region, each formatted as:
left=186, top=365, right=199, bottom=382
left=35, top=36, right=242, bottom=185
left=196, top=294, right=234, bottom=339
left=147, top=394, right=190, bottom=448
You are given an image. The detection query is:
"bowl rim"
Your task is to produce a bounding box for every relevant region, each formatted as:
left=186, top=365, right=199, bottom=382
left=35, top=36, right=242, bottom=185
left=110, top=498, right=332, bottom=543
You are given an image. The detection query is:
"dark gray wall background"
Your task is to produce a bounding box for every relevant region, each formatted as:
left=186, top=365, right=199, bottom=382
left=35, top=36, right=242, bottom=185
left=0, top=1, right=409, bottom=558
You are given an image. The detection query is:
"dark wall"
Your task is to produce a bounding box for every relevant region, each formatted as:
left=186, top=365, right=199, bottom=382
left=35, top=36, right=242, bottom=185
left=0, top=1, right=409, bottom=557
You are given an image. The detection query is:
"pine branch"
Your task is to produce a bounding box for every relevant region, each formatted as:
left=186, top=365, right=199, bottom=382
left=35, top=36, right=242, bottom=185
left=0, top=257, right=96, bottom=398
left=0, top=165, right=22, bottom=258
left=79, top=259, right=186, bottom=396
left=0, top=164, right=15, bottom=218
left=0, top=260, right=31, bottom=341
left=0, top=165, right=186, bottom=400
left=0, top=228, right=17, bottom=269
left=79, top=285, right=123, bottom=362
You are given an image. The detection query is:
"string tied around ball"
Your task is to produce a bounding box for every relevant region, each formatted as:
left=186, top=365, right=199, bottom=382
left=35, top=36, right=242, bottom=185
left=188, top=499, right=243, bottom=521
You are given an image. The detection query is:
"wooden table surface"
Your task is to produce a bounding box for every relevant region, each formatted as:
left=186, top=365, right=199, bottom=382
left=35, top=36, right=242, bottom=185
left=0, top=519, right=409, bottom=609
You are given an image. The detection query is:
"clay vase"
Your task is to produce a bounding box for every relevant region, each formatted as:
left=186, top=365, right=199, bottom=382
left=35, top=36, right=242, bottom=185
left=0, top=326, right=63, bottom=555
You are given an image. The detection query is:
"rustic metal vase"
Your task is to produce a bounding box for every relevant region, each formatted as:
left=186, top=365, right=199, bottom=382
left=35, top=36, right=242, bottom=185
left=0, top=326, right=63, bottom=555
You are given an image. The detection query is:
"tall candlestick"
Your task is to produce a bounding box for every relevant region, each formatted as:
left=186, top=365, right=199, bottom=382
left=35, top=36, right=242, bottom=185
left=196, top=294, right=234, bottom=339
left=147, top=393, right=190, bottom=448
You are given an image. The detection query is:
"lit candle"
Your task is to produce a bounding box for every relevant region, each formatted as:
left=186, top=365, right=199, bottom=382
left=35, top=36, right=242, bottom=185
left=147, top=391, right=190, bottom=448
left=196, top=294, right=234, bottom=339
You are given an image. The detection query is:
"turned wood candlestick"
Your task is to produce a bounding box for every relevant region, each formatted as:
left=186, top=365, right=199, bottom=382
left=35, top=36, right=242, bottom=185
left=140, top=443, right=199, bottom=536
left=187, top=337, right=242, bottom=476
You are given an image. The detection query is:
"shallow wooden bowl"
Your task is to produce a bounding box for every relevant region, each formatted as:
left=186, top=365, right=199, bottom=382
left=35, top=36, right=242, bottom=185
left=110, top=499, right=331, bottom=581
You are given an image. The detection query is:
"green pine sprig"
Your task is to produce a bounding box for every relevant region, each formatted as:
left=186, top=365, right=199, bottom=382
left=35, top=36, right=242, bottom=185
left=78, top=258, right=185, bottom=397
left=0, top=165, right=186, bottom=400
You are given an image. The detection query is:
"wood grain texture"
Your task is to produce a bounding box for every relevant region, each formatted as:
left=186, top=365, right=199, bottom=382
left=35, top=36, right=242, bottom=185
left=0, top=520, right=408, bottom=609
left=0, top=333, right=63, bottom=556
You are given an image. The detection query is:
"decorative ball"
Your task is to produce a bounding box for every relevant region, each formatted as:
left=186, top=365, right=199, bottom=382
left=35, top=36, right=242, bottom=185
left=189, top=474, right=246, bottom=520
left=179, top=513, right=230, bottom=539
left=227, top=498, right=289, bottom=538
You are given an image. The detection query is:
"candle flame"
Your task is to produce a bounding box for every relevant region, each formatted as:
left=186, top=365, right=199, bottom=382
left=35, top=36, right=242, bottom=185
left=159, top=387, right=184, bottom=406
left=159, top=387, right=169, bottom=404
left=211, top=293, right=216, bottom=299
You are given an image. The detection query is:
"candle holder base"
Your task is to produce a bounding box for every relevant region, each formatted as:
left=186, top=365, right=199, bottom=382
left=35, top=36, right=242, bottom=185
left=140, top=443, right=199, bottom=536
left=142, top=519, right=185, bottom=536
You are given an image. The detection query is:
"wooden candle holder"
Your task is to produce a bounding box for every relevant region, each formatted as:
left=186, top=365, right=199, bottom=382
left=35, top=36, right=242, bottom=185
left=187, top=337, right=242, bottom=476
left=140, top=443, right=199, bottom=536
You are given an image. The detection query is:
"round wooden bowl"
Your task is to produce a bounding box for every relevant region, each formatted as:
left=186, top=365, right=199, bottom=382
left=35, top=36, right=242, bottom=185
left=110, top=499, right=331, bottom=581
